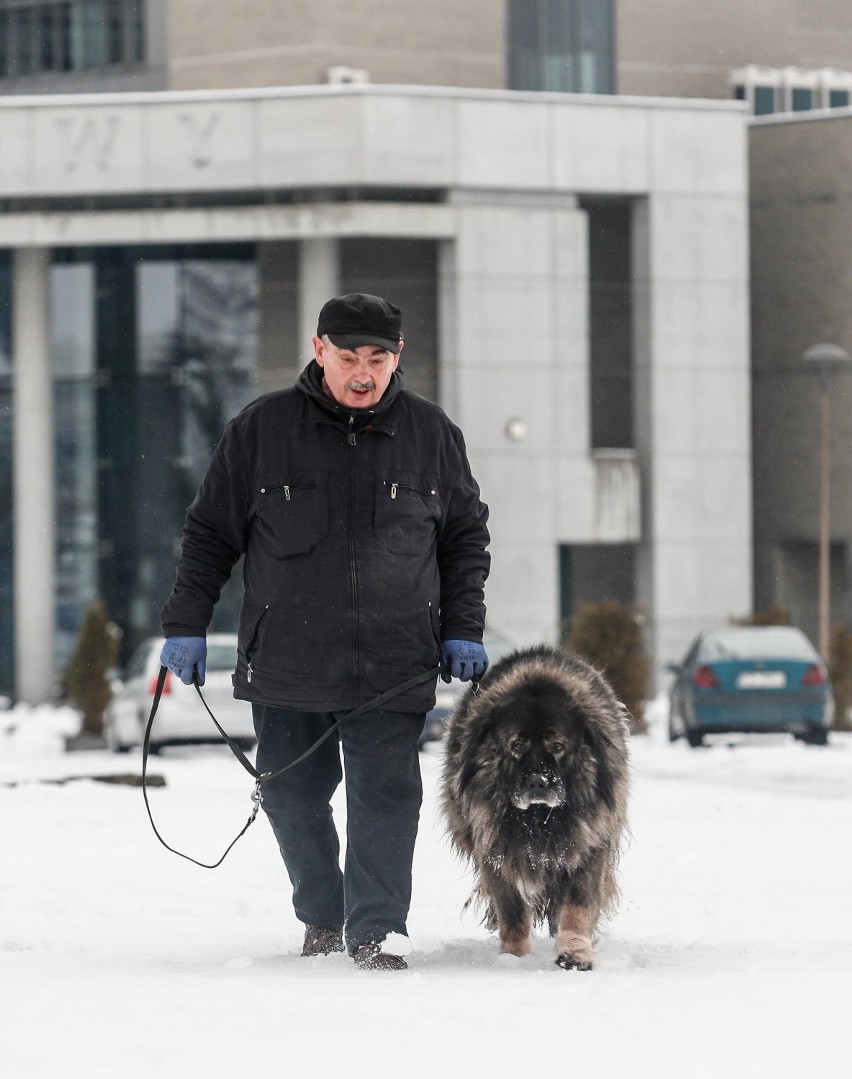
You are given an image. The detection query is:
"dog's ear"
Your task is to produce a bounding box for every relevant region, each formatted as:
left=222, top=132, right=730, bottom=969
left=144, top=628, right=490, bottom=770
left=453, top=703, right=507, bottom=798
left=454, top=723, right=492, bottom=795
left=580, top=713, right=621, bottom=811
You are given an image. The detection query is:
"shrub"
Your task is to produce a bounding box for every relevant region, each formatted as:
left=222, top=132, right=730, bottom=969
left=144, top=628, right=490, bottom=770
left=564, top=600, right=649, bottom=733
left=64, top=601, right=120, bottom=737
left=731, top=605, right=791, bottom=626
left=828, top=624, right=852, bottom=732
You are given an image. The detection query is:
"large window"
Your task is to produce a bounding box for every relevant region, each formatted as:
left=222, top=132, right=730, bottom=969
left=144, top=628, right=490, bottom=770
left=0, top=0, right=144, bottom=78
left=52, top=246, right=259, bottom=672
left=559, top=543, right=637, bottom=634
left=507, top=0, right=614, bottom=95
left=583, top=198, right=633, bottom=450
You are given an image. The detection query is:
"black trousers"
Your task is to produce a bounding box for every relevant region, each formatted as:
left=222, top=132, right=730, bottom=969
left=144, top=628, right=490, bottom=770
left=252, top=704, right=425, bottom=952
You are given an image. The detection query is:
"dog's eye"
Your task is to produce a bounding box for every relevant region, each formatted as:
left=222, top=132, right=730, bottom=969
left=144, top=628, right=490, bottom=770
left=510, top=738, right=527, bottom=756
left=549, top=741, right=566, bottom=755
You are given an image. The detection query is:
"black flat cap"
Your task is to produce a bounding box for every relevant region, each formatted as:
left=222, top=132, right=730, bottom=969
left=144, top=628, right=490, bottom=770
left=317, top=293, right=403, bottom=353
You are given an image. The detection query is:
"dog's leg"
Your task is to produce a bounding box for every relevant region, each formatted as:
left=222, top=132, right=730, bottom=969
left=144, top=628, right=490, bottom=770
left=498, top=904, right=533, bottom=958
left=484, top=871, right=533, bottom=957
left=554, top=903, right=596, bottom=970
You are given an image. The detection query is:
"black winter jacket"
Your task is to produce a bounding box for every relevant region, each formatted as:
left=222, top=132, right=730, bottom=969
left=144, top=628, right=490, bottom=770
left=160, top=361, right=490, bottom=714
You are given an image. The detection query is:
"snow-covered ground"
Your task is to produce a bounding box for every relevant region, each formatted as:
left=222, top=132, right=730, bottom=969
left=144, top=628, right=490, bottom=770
left=2, top=701, right=851, bottom=1079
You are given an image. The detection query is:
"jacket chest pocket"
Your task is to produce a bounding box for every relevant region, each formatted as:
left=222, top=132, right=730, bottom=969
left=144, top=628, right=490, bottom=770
left=256, top=477, right=328, bottom=559
left=374, top=476, right=439, bottom=556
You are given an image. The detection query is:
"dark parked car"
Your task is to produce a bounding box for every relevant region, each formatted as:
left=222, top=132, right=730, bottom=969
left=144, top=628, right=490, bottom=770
left=668, top=625, right=833, bottom=747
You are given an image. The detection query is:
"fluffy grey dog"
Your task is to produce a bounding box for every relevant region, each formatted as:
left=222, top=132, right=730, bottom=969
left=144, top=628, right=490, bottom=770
left=441, top=645, right=630, bottom=970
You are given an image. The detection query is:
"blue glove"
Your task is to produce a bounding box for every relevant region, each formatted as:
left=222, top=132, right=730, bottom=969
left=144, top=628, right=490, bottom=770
left=160, top=636, right=207, bottom=686
left=441, top=640, right=488, bottom=683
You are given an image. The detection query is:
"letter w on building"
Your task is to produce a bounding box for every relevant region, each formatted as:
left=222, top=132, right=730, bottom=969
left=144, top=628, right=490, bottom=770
left=56, top=116, right=122, bottom=173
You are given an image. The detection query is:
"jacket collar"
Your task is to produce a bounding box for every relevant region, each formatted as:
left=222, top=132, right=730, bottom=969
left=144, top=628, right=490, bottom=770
left=296, top=360, right=403, bottom=431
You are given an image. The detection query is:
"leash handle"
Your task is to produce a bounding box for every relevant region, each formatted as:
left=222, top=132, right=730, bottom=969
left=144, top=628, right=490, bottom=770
left=142, top=665, right=262, bottom=869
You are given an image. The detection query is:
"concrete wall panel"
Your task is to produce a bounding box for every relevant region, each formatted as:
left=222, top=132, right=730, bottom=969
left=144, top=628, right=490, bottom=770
left=650, top=194, right=749, bottom=284
left=552, top=104, right=651, bottom=193
left=0, top=109, right=29, bottom=191
left=361, top=95, right=456, bottom=186
left=650, top=108, right=748, bottom=195
left=258, top=94, right=364, bottom=187
left=456, top=99, right=550, bottom=190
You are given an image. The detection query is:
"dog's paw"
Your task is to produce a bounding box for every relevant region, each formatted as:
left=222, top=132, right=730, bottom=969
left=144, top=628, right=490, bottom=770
left=555, top=951, right=594, bottom=971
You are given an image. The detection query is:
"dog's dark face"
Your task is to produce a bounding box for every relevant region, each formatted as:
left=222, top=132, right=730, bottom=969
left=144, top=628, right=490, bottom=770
left=485, top=685, right=587, bottom=811
left=447, top=653, right=627, bottom=832
left=502, top=723, right=568, bottom=810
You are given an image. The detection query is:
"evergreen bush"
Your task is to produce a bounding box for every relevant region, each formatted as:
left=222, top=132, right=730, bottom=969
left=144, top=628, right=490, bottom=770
left=564, top=600, right=649, bottom=733
left=64, top=601, right=120, bottom=737
left=732, top=605, right=791, bottom=626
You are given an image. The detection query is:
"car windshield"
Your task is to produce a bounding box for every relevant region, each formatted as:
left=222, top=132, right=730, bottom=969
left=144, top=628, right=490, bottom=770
left=699, top=627, right=815, bottom=661
left=206, top=642, right=238, bottom=670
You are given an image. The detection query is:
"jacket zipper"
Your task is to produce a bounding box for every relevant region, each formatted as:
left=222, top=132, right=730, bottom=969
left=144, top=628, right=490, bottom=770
left=387, top=481, right=436, bottom=500
left=246, top=604, right=270, bottom=683
left=348, top=417, right=359, bottom=700
left=260, top=482, right=316, bottom=501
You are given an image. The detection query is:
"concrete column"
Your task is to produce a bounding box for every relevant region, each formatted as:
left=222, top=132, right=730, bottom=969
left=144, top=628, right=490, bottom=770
left=439, top=191, right=589, bottom=647
left=635, top=189, right=752, bottom=675
left=631, top=198, right=656, bottom=669
left=298, top=238, right=339, bottom=359
left=13, top=247, right=55, bottom=705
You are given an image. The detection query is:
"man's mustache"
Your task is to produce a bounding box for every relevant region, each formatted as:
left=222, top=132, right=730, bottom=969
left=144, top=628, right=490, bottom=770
left=348, top=381, right=376, bottom=392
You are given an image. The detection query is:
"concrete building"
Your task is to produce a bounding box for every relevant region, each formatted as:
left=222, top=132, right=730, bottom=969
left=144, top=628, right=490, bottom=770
left=8, top=0, right=851, bottom=701
left=0, top=83, right=752, bottom=701
left=6, top=1, right=852, bottom=103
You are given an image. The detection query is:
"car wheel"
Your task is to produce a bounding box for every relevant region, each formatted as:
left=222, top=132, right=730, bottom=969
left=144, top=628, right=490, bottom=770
left=104, top=712, right=130, bottom=754
left=686, top=729, right=705, bottom=749
left=801, top=728, right=829, bottom=746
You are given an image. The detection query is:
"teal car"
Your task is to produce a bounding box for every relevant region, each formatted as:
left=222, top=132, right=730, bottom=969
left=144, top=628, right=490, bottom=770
left=668, top=625, right=833, bottom=747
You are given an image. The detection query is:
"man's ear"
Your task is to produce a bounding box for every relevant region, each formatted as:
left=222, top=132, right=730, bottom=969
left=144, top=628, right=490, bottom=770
left=312, top=335, right=326, bottom=367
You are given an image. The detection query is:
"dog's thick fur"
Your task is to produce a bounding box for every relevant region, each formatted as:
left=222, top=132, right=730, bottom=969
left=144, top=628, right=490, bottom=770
left=441, top=645, right=630, bottom=970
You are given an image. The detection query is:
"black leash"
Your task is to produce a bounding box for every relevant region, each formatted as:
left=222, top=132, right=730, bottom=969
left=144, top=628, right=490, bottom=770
left=141, top=663, right=441, bottom=869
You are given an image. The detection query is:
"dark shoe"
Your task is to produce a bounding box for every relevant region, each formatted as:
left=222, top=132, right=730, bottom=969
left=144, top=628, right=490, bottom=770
left=301, top=924, right=345, bottom=957
left=352, top=942, right=408, bottom=971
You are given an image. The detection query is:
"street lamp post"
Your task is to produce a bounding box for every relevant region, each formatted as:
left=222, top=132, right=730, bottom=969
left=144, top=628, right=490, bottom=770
left=802, top=343, right=851, bottom=659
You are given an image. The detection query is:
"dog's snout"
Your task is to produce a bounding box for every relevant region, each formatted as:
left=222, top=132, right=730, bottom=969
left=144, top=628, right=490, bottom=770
left=526, top=773, right=550, bottom=794
left=514, top=770, right=566, bottom=809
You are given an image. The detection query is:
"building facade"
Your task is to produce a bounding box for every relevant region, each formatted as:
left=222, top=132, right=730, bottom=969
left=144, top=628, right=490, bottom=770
left=6, top=0, right=851, bottom=702
left=0, top=84, right=752, bottom=701
left=750, top=111, right=852, bottom=633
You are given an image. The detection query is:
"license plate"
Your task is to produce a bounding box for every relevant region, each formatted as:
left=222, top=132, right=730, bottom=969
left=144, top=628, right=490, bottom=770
left=736, top=671, right=787, bottom=689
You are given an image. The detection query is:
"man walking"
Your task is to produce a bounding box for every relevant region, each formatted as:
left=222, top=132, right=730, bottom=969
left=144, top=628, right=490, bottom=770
left=160, top=293, right=490, bottom=970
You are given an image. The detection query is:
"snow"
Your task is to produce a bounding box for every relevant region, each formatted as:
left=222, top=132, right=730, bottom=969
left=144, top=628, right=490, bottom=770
left=2, top=700, right=851, bottom=1079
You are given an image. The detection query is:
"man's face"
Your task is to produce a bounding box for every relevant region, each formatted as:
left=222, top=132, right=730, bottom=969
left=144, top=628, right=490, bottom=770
left=313, top=336, right=401, bottom=411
